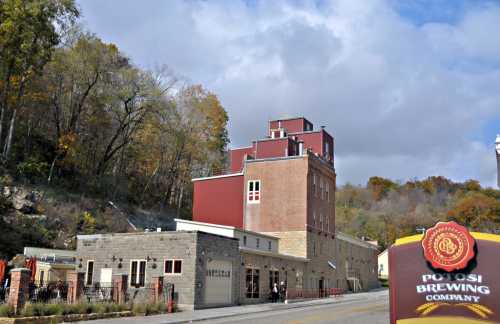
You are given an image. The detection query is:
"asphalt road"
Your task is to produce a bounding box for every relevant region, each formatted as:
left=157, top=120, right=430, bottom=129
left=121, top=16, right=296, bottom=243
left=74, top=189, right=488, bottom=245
left=79, top=290, right=389, bottom=324
left=203, top=292, right=389, bottom=324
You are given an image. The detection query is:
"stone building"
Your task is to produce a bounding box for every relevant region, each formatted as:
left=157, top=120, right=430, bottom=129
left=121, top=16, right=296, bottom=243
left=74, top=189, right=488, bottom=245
left=76, top=231, right=240, bottom=310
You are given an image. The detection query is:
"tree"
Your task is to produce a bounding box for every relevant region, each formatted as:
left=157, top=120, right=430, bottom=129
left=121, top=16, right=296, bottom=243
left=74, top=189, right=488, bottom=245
left=0, top=0, right=79, bottom=160
left=447, top=192, right=500, bottom=232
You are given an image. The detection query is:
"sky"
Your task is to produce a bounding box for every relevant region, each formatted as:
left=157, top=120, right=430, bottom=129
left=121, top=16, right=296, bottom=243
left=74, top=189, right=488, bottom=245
left=77, top=0, right=500, bottom=187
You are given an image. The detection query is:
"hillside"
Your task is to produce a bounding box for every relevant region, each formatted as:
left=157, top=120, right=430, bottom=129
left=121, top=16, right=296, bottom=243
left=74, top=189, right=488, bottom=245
left=336, top=176, right=500, bottom=250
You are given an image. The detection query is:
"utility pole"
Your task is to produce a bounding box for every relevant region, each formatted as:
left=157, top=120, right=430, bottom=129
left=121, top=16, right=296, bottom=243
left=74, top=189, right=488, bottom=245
left=496, top=135, right=500, bottom=189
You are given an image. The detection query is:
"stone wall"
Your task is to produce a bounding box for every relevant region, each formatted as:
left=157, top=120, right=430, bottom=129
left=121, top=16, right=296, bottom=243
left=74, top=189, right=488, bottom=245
left=76, top=231, right=239, bottom=310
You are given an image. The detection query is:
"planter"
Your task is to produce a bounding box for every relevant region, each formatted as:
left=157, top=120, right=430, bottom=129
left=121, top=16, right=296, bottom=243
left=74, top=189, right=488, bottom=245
left=0, top=311, right=133, bottom=324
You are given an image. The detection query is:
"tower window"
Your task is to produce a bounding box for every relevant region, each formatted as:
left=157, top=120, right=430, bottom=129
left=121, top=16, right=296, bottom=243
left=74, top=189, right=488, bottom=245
left=247, top=180, right=261, bottom=203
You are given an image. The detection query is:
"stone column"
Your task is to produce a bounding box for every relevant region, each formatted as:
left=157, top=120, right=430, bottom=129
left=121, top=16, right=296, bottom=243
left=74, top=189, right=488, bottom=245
left=152, top=276, right=164, bottom=303
left=112, top=274, right=128, bottom=304
left=67, top=271, right=85, bottom=304
left=8, top=268, right=31, bottom=314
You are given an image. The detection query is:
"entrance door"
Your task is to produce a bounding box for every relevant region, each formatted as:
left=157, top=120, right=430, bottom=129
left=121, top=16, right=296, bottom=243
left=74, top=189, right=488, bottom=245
left=100, top=268, right=113, bottom=285
left=319, top=278, right=324, bottom=297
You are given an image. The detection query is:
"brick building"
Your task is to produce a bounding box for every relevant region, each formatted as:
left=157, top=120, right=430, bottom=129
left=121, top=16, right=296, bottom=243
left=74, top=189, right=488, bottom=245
left=192, top=117, right=378, bottom=293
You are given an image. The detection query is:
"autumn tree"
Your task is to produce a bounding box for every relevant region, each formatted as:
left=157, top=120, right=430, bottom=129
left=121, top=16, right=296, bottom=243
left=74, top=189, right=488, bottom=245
left=0, top=0, right=78, bottom=160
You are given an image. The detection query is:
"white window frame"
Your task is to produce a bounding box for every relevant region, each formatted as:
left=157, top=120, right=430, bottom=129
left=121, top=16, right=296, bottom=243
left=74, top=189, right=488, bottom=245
left=85, top=260, right=94, bottom=286
left=130, top=259, right=147, bottom=287
left=247, top=180, right=261, bottom=204
left=164, top=259, right=183, bottom=276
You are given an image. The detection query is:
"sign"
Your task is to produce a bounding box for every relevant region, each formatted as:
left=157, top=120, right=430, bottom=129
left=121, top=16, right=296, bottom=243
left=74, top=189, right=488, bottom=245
left=389, top=222, right=500, bottom=323
left=421, top=222, right=475, bottom=272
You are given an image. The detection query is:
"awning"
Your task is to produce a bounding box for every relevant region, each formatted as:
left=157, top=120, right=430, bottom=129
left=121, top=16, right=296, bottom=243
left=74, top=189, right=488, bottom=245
left=328, top=260, right=337, bottom=270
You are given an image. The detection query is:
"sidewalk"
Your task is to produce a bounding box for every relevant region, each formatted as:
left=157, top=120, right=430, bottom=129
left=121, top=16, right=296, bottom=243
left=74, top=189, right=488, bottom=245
left=83, top=290, right=388, bottom=324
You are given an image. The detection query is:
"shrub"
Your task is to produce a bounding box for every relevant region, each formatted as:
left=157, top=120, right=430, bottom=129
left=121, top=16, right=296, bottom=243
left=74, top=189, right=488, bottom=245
left=0, top=304, right=14, bottom=317
left=132, top=303, right=147, bottom=315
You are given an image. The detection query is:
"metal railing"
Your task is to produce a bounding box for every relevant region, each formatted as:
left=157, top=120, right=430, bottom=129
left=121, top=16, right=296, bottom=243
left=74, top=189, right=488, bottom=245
left=286, top=288, right=344, bottom=300
left=0, top=287, right=8, bottom=304
left=29, top=282, right=69, bottom=304
left=82, top=283, right=116, bottom=304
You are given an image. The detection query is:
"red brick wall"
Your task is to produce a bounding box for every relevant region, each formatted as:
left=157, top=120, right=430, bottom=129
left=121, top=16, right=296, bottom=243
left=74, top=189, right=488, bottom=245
left=254, top=138, right=290, bottom=159
left=193, top=175, right=244, bottom=228
left=269, top=118, right=312, bottom=135
left=229, top=147, right=254, bottom=173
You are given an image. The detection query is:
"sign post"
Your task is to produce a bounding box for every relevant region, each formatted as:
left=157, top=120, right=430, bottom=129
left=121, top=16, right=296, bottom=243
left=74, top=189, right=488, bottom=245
left=389, top=221, right=500, bottom=323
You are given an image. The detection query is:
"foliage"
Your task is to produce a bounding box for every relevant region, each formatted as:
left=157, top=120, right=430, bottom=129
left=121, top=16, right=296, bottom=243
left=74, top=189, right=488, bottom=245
left=18, top=302, right=130, bottom=318
left=337, top=176, right=500, bottom=250
left=0, top=304, right=14, bottom=317
left=0, top=1, right=230, bottom=256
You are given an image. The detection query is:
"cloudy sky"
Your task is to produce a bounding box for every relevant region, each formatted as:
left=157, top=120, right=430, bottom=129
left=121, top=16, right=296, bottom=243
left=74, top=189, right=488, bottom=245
left=77, top=0, right=500, bottom=187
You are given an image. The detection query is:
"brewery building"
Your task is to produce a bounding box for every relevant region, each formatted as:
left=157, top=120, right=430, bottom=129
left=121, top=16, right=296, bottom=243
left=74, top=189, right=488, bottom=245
left=76, top=117, right=379, bottom=310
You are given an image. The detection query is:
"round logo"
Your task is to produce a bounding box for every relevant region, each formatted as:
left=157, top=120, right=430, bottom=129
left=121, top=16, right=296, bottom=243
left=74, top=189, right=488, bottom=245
left=421, top=221, right=475, bottom=272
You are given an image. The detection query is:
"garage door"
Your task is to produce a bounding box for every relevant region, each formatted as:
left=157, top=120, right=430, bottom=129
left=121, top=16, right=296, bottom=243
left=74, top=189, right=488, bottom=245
left=204, top=259, right=232, bottom=305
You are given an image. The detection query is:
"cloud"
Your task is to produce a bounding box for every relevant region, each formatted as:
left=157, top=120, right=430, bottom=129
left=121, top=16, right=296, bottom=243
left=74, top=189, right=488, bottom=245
left=78, top=0, right=500, bottom=187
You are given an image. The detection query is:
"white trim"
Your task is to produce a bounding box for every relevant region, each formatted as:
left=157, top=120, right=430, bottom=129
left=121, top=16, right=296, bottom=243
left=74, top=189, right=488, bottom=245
left=129, top=259, right=147, bottom=287
left=164, top=259, right=183, bottom=276
left=85, top=260, right=94, bottom=286
left=239, top=247, right=310, bottom=262
left=192, top=173, right=243, bottom=182
left=174, top=219, right=279, bottom=240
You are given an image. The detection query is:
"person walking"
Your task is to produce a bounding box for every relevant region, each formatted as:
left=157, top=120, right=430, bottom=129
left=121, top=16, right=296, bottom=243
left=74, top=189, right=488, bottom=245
left=271, top=283, right=278, bottom=302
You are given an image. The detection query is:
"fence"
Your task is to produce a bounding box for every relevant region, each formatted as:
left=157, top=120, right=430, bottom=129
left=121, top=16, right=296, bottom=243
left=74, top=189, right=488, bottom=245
left=82, top=283, right=116, bottom=304
left=29, top=282, right=70, bottom=304
left=286, top=288, right=345, bottom=300
left=0, top=287, right=8, bottom=304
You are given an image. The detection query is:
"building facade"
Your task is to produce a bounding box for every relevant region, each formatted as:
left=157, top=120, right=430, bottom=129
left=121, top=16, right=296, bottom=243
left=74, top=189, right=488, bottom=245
left=76, top=117, right=379, bottom=310
left=192, top=117, right=378, bottom=293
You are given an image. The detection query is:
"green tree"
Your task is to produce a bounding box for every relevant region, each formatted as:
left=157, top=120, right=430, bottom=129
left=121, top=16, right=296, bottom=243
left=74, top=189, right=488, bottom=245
left=0, top=0, right=78, bottom=160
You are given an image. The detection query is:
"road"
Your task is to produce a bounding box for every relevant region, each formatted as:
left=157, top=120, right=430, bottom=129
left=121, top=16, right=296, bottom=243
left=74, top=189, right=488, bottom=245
left=80, top=289, right=388, bottom=324
left=202, top=291, right=388, bottom=324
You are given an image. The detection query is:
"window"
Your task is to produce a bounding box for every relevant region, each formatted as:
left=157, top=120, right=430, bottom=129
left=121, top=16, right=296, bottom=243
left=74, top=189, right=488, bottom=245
left=86, top=261, right=94, bottom=286
left=313, top=210, right=316, bottom=228
left=256, top=238, right=260, bottom=249
left=40, top=270, right=45, bottom=286
left=313, top=174, right=317, bottom=196
left=243, top=236, right=247, bottom=246
left=326, top=182, right=330, bottom=201
left=247, top=180, right=261, bottom=203
left=269, top=270, right=279, bottom=290
left=130, top=260, right=146, bottom=287
left=165, top=259, right=182, bottom=275
left=246, top=268, right=260, bottom=298
left=319, top=178, right=323, bottom=199
left=320, top=213, right=323, bottom=231
left=268, top=241, right=272, bottom=251
left=326, top=216, right=330, bottom=232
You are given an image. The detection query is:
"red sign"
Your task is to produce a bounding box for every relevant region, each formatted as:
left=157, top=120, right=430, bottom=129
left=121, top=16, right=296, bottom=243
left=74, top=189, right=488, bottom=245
left=421, top=221, right=475, bottom=272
